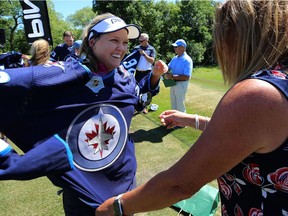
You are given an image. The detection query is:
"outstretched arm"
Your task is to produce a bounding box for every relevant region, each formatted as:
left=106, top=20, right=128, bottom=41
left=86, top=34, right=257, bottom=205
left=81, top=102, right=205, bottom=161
left=159, top=110, right=210, bottom=131
left=0, top=135, right=74, bottom=180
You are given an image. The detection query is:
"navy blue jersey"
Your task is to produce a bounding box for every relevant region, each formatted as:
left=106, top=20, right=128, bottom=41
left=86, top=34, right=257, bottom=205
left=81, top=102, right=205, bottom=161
left=0, top=51, right=24, bottom=69
left=50, top=43, right=76, bottom=62
left=0, top=60, right=160, bottom=207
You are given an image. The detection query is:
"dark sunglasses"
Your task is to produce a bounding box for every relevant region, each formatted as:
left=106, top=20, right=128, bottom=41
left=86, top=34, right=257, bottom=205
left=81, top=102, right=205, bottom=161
left=139, top=40, right=145, bottom=43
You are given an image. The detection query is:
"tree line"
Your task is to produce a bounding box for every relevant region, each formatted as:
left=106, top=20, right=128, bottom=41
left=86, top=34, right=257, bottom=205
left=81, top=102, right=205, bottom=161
left=0, top=0, right=220, bottom=66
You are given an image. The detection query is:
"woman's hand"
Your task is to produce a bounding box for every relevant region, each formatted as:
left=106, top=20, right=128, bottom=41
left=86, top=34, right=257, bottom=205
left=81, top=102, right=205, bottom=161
left=95, top=197, right=115, bottom=216
left=159, top=110, right=191, bottom=129
left=160, top=110, right=211, bottom=131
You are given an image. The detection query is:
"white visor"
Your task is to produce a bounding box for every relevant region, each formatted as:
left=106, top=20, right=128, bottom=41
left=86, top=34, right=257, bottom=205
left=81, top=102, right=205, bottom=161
left=88, top=16, right=140, bottom=40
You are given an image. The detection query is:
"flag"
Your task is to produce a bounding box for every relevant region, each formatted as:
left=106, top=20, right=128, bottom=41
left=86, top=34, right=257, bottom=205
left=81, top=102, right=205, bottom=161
left=19, top=0, right=53, bottom=45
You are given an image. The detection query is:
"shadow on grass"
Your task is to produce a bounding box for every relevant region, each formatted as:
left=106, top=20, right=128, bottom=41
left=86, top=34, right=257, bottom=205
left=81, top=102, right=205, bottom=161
left=130, top=125, right=173, bottom=143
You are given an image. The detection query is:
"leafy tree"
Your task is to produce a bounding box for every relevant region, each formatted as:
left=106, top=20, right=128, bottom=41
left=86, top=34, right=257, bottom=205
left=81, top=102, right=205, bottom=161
left=153, top=1, right=180, bottom=61
left=92, top=0, right=133, bottom=19
left=66, top=7, right=96, bottom=39
left=67, top=7, right=96, bottom=30
left=0, top=0, right=26, bottom=52
left=175, top=0, right=215, bottom=64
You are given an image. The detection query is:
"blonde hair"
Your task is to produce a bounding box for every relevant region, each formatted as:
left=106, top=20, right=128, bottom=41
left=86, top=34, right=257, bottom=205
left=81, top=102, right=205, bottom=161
left=80, top=13, right=115, bottom=71
left=214, top=0, right=288, bottom=85
left=29, top=39, right=50, bottom=66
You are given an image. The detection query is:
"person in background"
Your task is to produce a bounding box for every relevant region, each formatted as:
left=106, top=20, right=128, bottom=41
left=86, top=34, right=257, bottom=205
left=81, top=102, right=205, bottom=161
left=164, top=39, right=193, bottom=114
left=96, top=1, right=288, bottom=215
left=134, top=33, right=156, bottom=82
left=73, top=40, right=82, bottom=57
left=50, top=31, right=75, bottom=62
left=25, top=39, right=51, bottom=66
left=0, top=13, right=167, bottom=216
left=132, top=33, right=156, bottom=114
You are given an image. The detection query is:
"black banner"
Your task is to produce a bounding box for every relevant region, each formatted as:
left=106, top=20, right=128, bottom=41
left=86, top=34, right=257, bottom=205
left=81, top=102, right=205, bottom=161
left=20, top=0, right=53, bottom=45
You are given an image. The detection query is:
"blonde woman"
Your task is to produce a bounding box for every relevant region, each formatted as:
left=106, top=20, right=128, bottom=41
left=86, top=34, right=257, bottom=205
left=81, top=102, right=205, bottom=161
left=97, top=1, right=288, bottom=215
left=28, top=39, right=51, bottom=66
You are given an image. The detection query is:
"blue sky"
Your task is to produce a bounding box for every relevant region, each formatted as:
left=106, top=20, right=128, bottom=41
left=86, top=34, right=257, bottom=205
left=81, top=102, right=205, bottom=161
left=52, top=0, right=93, bottom=19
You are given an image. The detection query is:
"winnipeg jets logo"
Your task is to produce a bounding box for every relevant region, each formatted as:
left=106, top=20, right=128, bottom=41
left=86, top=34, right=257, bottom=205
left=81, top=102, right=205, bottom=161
left=85, top=117, right=115, bottom=157
left=66, top=104, right=127, bottom=172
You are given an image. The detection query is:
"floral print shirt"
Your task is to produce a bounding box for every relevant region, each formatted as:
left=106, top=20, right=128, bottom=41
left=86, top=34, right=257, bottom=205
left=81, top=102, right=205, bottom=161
left=217, top=68, right=288, bottom=216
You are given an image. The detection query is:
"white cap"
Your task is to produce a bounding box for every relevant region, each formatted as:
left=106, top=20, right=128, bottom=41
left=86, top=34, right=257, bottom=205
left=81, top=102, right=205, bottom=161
left=88, top=16, right=141, bottom=40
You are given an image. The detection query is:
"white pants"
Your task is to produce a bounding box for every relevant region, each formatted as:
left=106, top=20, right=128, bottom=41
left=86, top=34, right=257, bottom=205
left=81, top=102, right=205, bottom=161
left=170, top=80, right=189, bottom=113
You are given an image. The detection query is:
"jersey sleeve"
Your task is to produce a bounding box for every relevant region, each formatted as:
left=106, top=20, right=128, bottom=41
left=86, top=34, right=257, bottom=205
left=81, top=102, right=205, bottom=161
left=0, top=135, right=74, bottom=180
left=0, top=62, right=92, bottom=180
left=134, top=72, right=160, bottom=111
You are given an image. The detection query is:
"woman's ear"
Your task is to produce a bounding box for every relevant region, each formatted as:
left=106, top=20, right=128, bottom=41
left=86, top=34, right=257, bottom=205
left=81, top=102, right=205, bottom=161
left=89, top=38, right=95, bottom=48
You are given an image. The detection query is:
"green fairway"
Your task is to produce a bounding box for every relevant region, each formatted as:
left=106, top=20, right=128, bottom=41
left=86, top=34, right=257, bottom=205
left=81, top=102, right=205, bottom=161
left=0, top=67, right=226, bottom=216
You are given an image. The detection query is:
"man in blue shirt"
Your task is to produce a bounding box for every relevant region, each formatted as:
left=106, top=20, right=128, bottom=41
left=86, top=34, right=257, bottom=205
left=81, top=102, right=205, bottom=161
left=165, top=39, right=193, bottom=113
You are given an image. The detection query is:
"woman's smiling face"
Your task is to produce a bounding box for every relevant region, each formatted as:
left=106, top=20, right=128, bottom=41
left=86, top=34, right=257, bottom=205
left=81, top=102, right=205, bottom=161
left=91, top=28, right=129, bottom=71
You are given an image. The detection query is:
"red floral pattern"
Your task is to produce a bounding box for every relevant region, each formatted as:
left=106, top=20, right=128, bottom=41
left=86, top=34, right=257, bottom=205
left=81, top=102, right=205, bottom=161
left=234, top=204, right=243, bottom=216
left=221, top=204, right=229, bottom=216
left=243, top=163, right=264, bottom=186
left=248, top=208, right=263, bottom=216
left=218, top=177, right=232, bottom=200
left=267, top=167, right=288, bottom=193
